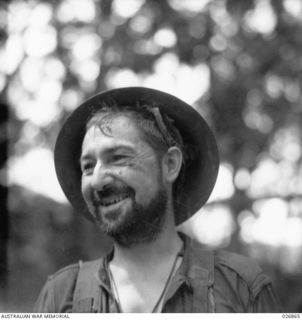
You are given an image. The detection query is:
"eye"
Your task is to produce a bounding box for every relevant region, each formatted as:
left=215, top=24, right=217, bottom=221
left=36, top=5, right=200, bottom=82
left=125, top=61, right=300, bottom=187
left=81, top=161, right=95, bottom=174
left=110, top=154, right=134, bottom=166
left=112, top=154, right=128, bottom=161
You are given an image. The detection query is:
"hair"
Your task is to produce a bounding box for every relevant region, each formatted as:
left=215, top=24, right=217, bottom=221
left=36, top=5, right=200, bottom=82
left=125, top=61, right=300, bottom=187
left=85, top=101, right=187, bottom=215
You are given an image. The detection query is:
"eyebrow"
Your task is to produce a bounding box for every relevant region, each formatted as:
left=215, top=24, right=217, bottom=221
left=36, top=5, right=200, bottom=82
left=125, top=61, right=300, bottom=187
left=80, top=145, right=135, bottom=163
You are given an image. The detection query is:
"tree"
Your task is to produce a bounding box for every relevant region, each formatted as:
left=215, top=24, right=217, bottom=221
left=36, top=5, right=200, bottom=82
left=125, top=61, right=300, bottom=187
left=2, top=0, right=302, bottom=311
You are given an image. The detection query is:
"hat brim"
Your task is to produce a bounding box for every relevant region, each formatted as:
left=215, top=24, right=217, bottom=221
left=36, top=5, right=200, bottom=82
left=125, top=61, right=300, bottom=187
left=54, top=87, right=219, bottom=225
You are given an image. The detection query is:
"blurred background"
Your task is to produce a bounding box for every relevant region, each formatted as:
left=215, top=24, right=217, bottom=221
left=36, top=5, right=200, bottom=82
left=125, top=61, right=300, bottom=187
left=0, top=0, right=302, bottom=312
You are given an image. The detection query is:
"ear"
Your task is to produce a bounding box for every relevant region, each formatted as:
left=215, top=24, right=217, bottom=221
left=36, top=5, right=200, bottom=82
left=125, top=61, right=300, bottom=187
left=162, top=146, right=183, bottom=184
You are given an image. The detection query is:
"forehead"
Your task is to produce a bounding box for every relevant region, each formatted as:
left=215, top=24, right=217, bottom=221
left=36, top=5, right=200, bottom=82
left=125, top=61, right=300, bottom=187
left=82, top=114, right=144, bottom=149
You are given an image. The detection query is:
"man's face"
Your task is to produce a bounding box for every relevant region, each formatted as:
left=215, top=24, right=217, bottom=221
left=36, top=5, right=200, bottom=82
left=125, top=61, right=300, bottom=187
left=80, top=114, right=168, bottom=246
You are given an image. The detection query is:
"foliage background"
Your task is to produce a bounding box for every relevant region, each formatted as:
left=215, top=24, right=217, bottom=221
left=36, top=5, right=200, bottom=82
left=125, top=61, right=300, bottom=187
left=1, top=0, right=302, bottom=312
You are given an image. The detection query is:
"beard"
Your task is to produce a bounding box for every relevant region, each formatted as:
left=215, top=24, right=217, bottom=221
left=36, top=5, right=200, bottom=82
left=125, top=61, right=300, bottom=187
left=89, top=183, right=168, bottom=247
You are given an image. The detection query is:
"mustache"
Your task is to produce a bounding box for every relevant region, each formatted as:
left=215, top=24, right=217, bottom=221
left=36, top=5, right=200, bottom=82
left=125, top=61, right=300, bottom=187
left=91, top=185, right=135, bottom=205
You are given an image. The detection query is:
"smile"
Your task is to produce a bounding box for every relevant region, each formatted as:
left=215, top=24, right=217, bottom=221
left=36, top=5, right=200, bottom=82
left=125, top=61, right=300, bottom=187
left=99, top=194, right=130, bottom=207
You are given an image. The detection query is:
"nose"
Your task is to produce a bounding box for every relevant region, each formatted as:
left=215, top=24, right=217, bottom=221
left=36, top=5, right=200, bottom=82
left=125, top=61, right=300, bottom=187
left=90, top=161, right=114, bottom=191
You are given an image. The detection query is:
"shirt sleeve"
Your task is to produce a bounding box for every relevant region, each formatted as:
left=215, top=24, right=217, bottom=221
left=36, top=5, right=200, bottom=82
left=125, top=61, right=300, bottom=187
left=250, top=283, right=281, bottom=313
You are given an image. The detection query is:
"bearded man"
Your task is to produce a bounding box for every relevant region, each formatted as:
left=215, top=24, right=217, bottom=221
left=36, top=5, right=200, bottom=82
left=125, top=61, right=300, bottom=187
left=34, top=87, right=280, bottom=313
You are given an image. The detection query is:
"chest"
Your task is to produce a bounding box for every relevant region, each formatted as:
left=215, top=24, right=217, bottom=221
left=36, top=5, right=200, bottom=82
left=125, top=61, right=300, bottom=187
left=109, top=258, right=183, bottom=313
left=113, top=281, right=166, bottom=313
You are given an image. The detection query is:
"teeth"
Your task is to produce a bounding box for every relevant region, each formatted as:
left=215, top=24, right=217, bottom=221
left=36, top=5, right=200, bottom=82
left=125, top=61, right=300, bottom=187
left=100, top=194, right=129, bottom=207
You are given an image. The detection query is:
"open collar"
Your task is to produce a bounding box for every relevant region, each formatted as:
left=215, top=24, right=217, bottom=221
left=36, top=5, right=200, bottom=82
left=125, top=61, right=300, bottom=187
left=95, top=232, right=215, bottom=312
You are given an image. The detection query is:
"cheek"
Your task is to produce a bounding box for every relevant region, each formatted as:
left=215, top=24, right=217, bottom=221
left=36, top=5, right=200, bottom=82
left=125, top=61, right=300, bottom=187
left=131, top=167, right=162, bottom=201
left=81, top=177, right=91, bottom=203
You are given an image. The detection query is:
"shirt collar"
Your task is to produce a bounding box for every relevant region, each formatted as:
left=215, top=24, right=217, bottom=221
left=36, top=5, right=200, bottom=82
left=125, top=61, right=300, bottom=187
left=178, top=232, right=214, bottom=287
left=95, top=232, right=214, bottom=295
left=155, top=232, right=215, bottom=304
left=96, top=249, right=114, bottom=293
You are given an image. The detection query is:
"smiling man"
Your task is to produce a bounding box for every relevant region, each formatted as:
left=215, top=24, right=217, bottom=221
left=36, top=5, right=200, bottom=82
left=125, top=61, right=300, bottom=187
left=81, top=114, right=171, bottom=248
left=34, top=87, right=280, bottom=313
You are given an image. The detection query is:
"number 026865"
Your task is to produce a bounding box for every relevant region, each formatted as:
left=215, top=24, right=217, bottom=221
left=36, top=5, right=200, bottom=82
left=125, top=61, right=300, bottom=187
left=282, top=314, right=300, bottom=319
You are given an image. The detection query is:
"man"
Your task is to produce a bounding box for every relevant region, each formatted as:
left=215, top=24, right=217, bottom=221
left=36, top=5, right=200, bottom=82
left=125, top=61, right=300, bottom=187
left=34, top=87, right=280, bottom=313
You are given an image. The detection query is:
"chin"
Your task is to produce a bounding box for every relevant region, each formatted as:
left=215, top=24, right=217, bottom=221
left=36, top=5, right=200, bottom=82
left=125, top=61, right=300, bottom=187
left=89, top=184, right=168, bottom=247
left=94, top=206, right=133, bottom=233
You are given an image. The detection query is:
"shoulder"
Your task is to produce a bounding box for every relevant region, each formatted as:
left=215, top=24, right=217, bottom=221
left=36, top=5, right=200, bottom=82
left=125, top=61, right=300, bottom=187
left=214, top=250, right=271, bottom=298
left=48, top=262, right=80, bottom=284
left=46, top=262, right=81, bottom=305
left=186, top=237, right=268, bottom=288
left=48, top=258, right=103, bottom=282
left=215, top=250, right=262, bottom=284
left=34, top=262, right=80, bottom=312
left=47, top=258, right=104, bottom=292
left=34, top=259, right=103, bottom=313
left=183, top=237, right=279, bottom=312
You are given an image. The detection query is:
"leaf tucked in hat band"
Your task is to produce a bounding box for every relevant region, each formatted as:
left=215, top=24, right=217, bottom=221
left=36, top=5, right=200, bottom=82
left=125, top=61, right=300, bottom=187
left=147, top=106, right=196, bottom=165
left=149, top=107, right=176, bottom=147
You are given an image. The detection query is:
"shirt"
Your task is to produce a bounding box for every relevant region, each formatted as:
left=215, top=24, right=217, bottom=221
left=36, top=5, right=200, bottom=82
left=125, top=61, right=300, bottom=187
left=33, top=234, right=280, bottom=313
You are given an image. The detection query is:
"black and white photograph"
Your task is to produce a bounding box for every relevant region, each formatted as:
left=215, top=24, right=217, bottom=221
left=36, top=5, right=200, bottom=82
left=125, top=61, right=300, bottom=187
left=0, top=0, right=302, bottom=314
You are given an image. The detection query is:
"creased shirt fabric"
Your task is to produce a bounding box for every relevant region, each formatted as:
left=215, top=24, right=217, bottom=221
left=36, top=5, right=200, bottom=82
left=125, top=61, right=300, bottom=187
left=34, top=235, right=280, bottom=313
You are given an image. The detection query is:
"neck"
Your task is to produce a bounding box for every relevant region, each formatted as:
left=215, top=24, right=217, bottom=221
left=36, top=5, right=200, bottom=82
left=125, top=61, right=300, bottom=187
left=111, top=221, right=182, bottom=270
